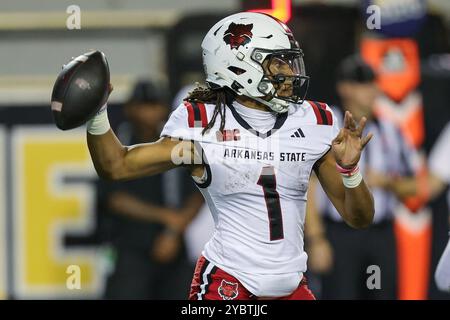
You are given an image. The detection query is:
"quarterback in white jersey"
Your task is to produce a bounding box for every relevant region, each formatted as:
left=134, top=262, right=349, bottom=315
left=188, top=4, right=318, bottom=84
left=161, top=99, right=339, bottom=297
left=85, top=12, right=375, bottom=299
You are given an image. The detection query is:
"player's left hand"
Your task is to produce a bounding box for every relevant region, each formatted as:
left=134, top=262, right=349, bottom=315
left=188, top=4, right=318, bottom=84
left=332, top=111, right=373, bottom=169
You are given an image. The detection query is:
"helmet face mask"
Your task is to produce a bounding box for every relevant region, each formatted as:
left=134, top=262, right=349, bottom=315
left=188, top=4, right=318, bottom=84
left=201, top=12, right=310, bottom=113
left=253, top=48, right=309, bottom=106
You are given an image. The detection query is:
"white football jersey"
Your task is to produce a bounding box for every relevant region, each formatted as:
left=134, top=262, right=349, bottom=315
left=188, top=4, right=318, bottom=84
left=161, top=99, right=339, bottom=297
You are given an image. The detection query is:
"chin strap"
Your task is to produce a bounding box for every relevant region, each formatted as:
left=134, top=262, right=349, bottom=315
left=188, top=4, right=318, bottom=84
left=252, top=96, right=290, bottom=113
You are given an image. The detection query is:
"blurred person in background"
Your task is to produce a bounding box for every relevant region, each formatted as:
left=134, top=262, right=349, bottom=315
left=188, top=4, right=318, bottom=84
left=429, top=122, right=450, bottom=292
left=306, top=55, right=421, bottom=299
left=96, top=80, right=203, bottom=299
left=369, top=120, right=450, bottom=293
left=377, top=120, right=450, bottom=293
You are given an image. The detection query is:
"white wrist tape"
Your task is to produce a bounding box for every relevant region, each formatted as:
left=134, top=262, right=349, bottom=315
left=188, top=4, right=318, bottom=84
left=86, top=104, right=110, bottom=135
left=342, top=170, right=363, bottom=188
left=192, top=168, right=208, bottom=184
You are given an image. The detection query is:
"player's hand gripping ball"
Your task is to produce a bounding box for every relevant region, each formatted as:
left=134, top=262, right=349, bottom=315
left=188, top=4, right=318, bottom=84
left=51, top=50, right=110, bottom=130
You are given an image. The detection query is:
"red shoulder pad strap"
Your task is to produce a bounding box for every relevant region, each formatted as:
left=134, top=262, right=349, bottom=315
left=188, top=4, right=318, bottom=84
left=184, top=101, right=208, bottom=128
left=308, top=100, right=333, bottom=126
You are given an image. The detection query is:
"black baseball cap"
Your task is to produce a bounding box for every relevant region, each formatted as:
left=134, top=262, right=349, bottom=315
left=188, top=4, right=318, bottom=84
left=126, top=80, right=167, bottom=106
left=336, top=55, right=376, bottom=83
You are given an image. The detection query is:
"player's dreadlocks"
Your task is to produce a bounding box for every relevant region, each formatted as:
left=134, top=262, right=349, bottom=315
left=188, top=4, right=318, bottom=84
left=185, top=84, right=235, bottom=135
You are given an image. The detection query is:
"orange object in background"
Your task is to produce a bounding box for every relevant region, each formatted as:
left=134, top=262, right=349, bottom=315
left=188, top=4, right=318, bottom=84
left=374, top=92, right=425, bottom=148
left=361, top=38, right=421, bottom=103
left=248, top=0, right=292, bottom=23
left=394, top=207, right=432, bottom=300
left=400, top=104, right=425, bottom=149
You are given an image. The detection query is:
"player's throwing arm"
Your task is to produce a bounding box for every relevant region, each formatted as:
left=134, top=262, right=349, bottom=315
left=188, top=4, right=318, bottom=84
left=51, top=50, right=197, bottom=181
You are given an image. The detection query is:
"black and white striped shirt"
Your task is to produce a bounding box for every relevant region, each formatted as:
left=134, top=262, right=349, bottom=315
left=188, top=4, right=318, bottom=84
left=316, top=108, right=420, bottom=224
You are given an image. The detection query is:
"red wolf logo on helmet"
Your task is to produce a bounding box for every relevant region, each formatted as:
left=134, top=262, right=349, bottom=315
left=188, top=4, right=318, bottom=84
left=218, top=279, right=239, bottom=300
left=223, top=23, right=253, bottom=50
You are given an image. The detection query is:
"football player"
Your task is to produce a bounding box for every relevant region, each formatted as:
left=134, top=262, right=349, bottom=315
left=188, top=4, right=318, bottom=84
left=86, top=12, right=374, bottom=300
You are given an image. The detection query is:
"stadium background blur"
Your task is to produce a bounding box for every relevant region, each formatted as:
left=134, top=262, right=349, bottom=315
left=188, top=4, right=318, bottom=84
left=0, top=0, right=449, bottom=299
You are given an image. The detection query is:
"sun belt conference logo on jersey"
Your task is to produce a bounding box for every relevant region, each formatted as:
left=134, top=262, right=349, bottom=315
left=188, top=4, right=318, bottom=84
left=223, top=22, right=253, bottom=49
left=218, top=279, right=239, bottom=300
left=216, top=129, right=240, bottom=142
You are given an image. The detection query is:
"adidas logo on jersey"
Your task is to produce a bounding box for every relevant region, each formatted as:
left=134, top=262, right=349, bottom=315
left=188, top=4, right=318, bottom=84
left=291, top=128, right=305, bottom=138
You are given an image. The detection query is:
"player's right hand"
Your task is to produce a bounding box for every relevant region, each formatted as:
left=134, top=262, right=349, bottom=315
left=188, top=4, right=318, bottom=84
left=97, top=83, right=114, bottom=113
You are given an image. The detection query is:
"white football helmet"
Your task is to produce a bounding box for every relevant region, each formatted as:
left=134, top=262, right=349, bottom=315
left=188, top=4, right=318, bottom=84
left=201, top=12, right=309, bottom=113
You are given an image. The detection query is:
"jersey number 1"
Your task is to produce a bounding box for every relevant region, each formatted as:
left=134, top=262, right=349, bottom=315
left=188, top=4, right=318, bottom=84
left=257, top=166, right=284, bottom=241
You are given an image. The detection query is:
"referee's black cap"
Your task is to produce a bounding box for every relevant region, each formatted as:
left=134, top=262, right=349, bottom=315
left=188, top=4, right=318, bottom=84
left=126, top=80, right=167, bottom=106
left=336, top=55, right=376, bottom=83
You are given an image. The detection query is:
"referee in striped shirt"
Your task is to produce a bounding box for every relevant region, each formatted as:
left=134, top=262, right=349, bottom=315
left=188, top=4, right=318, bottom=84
left=306, top=55, right=420, bottom=299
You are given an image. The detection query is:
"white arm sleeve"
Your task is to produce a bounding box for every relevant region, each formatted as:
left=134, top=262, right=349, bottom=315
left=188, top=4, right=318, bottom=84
left=435, top=236, right=450, bottom=292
